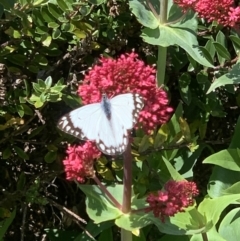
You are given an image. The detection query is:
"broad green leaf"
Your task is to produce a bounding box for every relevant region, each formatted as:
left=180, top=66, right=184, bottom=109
left=14, top=146, right=29, bottom=160
left=44, top=151, right=57, bottom=163
left=219, top=208, right=240, bottom=241
left=150, top=208, right=206, bottom=235
left=98, top=227, right=113, bottom=241
left=0, top=0, right=15, bottom=9
left=207, top=62, right=240, bottom=93
left=179, top=117, right=191, bottom=141
left=34, top=54, right=48, bottom=66
left=52, top=28, right=61, bottom=39
left=216, top=31, right=227, bottom=64
left=17, top=172, right=26, bottom=190
left=141, top=12, right=213, bottom=67
left=48, top=22, right=60, bottom=28
left=138, top=135, right=152, bottom=153
left=45, top=76, right=53, bottom=88
left=41, top=7, right=56, bottom=22
left=21, top=103, right=33, bottom=116
left=203, top=149, right=240, bottom=171
left=154, top=124, right=169, bottom=148
left=213, top=42, right=231, bottom=61
left=2, top=146, right=11, bottom=159
left=178, top=73, right=191, bottom=105
left=16, top=104, right=24, bottom=117
left=162, top=156, right=183, bottom=181
left=0, top=208, right=16, bottom=240
left=230, top=35, right=240, bottom=52
left=42, top=35, right=52, bottom=46
left=7, top=54, right=27, bottom=66
left=72, top=29, right=86, bottom=39
left=205, top=39, right=215, bottom=60
left=48, top=3, right=62, bottom=19
left=129, top=0, right=159, bottom=29
left=56, top=0, right=69, bottom=11
left=77, top=184, right=122, bottom=223
left=207, top=166, right=240, bottom=198
left=198, top=194, right=240, bottom=230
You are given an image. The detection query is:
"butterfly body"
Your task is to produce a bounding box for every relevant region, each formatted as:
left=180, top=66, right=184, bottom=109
left=58, top=93, right=144, bottom=155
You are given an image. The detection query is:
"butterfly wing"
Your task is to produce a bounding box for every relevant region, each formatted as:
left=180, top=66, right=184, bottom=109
left=58, top=93, right=144, bottom=156
left=96, top=93, right=144, bottom=155
left=57, top=103, right=104, bottom=141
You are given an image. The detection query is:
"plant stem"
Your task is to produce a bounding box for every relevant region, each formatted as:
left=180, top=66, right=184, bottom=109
left=121, top=142, right=132, bottom=213
left=121, top=228, right=132, bottom=241
left=92, top=175, right=122, bottom=210
left=157, top=0, right=168, bottom=86
left=121, top=141, right=133, bottom=241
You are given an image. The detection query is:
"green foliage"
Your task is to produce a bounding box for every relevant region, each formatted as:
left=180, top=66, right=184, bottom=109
left=1, top=0, right=240, bottom=240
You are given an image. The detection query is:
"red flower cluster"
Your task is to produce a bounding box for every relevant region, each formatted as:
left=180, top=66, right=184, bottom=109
left=63, top=142, right=101, bottom=183
left=146, top=180, right=199, bottom=221
left=78, top=52, right=172, bottom=133
left=174, top=0, right=240, bottom=27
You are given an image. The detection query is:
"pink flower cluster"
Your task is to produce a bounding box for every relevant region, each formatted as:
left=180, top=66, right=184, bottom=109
left=63, top=141, right=101, bottom=183
left=146, top=180, right=199, bottom=221
left=174, top=0, right=240, bottom=27
left=78, top=52, right=172, bottom=133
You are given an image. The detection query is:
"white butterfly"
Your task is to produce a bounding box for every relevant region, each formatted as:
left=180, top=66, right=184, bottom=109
left=58, top=93, right=144, bottom=155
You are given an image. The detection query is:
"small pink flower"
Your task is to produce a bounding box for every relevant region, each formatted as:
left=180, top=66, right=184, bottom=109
left=78, top=52, right=173, bottom=133
left=146, top=180, right=199, bottom=221
left=63, top=141, right=101, bottom=183
left=174, top=0, right=240, bottom=27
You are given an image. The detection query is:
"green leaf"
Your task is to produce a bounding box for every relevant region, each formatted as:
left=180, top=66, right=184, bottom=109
left=77, top=184, right=122, bottom=223
left=7, top=54, right=27, bottom=66
left=219, top=208, right=240, bottom=241
left=205, top=39, right=215, bottom=60
left=42, top=35, right=52, bottom=47
left=213, top=42, right=231, bottom=61
left=230, top=35, right=240, bottom=52
left=141, top=11, right=213, bottom=67
left=198, top=194, right=240, bottom=230
left=72, top=29, right=86, bottom=39
left=203, top=149, right=240, bottom=171
left=129, top=0, right=159, bottom=29
left=87, top=0, right=105, bottom=5
left=47, top=3, right=62, bottom=19
left=21, top=104, right=34, bottom=115
left=207, top=62, right=240, bottom=93
left=17, top=172, right=26, bottom=191
left=0, top=0, right=15, bottom=9
left=52, top=28, right=61, bottom=39
left=138, top=135, right=152, bottom=153
left=41, top=7, right=56, bottom=22
left=0, top=208, right=16, bottom=240
left=33, top=54, right=48, bottom=66
left=48, top=22, right=60, bottom=28
left=56, top=0, right=70, bottom=11
left=2, top=146, right=12, bottom=159
left=154, top=124, right=169, bottom=148
left=178, top=73, right=191, bottom=105
left=45, top=76, right=53, bottom=88
left=16, top=104, right=24, bottom=117
left=216, top=31, right=227, bottom=64
left=13, top=146, right=29, bottom=160
left=44, top=151, right=57, bottom=163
